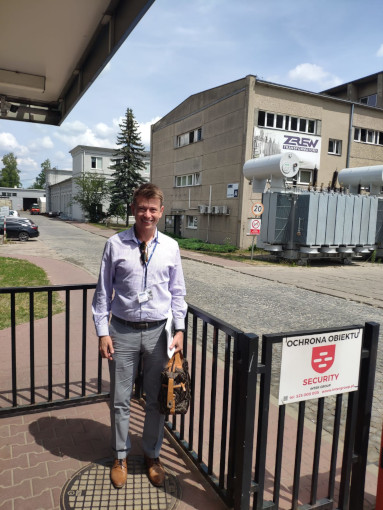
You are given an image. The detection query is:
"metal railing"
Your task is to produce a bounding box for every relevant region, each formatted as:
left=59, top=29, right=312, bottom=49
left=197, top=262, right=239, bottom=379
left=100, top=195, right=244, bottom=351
left=0, top=285, right=379, bottom=509
left=0, top=283, right=105, bottom=414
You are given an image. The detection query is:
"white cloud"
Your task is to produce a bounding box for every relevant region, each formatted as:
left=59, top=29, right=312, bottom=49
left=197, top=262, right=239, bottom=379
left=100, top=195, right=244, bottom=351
left=28, top=135, right=54, bottom=151
left=94, top=122, right=115, bottom=137
left=138, top=117, right=161, bottom=148
left=377, top=44, right=383, bottom=57
left=287, top=63, right=342, bottom=90
left=0, top=132, right=29, bottom=156
left=18, top=157, right=38, bottom=170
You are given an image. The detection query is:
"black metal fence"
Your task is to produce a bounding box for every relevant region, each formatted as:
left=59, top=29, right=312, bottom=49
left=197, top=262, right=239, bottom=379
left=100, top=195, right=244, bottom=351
left=0, top=283, right=104, bottom=413
left=0, top=285, right=379, bottom=509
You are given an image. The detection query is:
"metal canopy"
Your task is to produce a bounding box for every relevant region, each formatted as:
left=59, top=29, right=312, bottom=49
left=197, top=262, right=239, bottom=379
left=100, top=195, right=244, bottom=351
left=0, top=0, right=154, bottom=125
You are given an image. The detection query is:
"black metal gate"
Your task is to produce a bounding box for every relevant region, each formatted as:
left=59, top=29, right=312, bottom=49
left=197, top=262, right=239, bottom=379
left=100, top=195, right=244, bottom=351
left=0, top=285, right=379, bottom=509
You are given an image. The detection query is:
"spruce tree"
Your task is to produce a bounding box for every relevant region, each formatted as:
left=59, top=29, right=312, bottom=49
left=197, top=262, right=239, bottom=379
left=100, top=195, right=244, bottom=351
left=109, top=108, right=146, bottom=225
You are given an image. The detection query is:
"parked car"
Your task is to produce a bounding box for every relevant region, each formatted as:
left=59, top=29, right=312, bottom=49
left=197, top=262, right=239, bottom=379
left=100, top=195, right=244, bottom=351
left=0, top=217, right=39, bottom=241
left=30, top=203, right=40, bottom=214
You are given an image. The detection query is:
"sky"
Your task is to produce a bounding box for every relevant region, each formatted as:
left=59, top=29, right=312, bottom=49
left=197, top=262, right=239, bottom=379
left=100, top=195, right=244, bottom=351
left=1, top=0, right=383, bottom=187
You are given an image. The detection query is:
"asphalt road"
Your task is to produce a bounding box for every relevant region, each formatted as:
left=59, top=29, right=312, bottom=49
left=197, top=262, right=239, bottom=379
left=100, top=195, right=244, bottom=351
left=2, top=213, right=383, bottom=467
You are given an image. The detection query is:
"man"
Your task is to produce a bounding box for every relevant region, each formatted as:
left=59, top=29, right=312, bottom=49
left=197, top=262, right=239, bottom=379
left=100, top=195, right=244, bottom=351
left=92, top=183, right=187, bottom=489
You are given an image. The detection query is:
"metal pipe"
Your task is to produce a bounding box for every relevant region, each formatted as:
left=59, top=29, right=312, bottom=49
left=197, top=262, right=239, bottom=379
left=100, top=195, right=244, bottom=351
left=346, top=103, right=354, bottom=168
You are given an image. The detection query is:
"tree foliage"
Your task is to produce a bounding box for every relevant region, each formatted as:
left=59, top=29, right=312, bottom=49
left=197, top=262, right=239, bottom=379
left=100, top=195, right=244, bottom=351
left=31, top=158, right=50, bottom=189
left=71, top=172, right=110, bottom=223
left=109, top=108, right=146, bottom=225
left=0, top=152, right=21, bottom=188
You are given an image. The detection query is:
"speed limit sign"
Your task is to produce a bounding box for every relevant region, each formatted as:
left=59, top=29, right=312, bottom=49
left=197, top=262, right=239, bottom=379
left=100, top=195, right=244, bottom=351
left=251, top=202, right=264, bottom=216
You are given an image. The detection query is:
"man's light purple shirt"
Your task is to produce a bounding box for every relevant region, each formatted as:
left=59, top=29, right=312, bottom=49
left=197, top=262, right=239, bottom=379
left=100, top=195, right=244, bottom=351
left=92, top=228, right=187, bottom=337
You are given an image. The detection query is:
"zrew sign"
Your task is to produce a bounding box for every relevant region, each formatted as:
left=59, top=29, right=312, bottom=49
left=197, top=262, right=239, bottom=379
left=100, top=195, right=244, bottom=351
left=278, top=328, right=363, bottom=405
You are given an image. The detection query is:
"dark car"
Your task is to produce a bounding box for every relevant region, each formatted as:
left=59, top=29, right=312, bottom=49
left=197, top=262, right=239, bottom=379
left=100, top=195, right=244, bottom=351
left=0, top=217, right=39, bottom=241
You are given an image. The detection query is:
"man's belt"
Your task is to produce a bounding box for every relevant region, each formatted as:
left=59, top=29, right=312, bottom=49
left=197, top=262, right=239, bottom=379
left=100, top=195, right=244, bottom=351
left=112, top=315, right=166, bottom=330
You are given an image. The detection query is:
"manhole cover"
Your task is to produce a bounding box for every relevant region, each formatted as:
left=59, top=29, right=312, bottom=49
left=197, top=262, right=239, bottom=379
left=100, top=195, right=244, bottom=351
left=60, top=456, right=181, bottom=510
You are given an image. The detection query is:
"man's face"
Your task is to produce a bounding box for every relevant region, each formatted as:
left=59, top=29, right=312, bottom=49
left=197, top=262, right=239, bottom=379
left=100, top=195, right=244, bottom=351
left=131, top=197, right=164, bottom=238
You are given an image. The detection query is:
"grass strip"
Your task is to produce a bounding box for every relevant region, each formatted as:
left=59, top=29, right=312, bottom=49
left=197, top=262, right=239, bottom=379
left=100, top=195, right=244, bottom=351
left=0, top=257, right=64, bottom=330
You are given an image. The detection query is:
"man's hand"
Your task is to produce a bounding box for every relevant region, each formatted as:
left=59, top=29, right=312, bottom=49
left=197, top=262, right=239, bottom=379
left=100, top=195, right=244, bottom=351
left=99, top=335, right=114, bottom=360
left=169, top=331, right=184, bottom=353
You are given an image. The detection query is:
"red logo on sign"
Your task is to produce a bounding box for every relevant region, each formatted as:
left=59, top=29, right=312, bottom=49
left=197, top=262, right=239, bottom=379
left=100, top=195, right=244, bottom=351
left=311, top=345, right=335, bottom=373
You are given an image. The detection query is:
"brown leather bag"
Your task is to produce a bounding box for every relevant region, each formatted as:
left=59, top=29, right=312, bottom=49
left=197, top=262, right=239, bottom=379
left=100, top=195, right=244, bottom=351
left=158, top=351, right=191, bottom=415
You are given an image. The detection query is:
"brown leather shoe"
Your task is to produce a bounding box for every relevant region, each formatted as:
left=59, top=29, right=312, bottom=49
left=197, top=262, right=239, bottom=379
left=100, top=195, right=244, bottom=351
left=144, top=455, right=165, bottom=486
left=110, top=458, right=127, bottom=488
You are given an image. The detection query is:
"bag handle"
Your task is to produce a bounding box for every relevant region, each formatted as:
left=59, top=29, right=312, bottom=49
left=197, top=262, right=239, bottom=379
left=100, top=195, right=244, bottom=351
left=168, top=351, right=183, bottom=372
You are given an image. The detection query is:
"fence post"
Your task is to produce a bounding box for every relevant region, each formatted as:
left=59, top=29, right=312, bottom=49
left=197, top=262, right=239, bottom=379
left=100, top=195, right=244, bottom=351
left=349, top=321, right=379, bottom=509
left=231, top=332, right=258, bottom=510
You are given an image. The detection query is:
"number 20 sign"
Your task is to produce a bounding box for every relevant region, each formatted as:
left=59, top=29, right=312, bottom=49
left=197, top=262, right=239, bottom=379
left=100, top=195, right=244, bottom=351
left=251, top=202, right=264, bottom=216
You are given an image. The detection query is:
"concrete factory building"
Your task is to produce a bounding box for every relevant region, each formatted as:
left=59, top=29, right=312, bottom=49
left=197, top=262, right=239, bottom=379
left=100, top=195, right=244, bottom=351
left=151, top=72, right=383, bottom=248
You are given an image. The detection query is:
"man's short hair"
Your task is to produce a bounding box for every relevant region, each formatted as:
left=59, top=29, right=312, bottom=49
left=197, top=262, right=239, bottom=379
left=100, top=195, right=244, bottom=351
left=132, top=183, right=164, bottom=207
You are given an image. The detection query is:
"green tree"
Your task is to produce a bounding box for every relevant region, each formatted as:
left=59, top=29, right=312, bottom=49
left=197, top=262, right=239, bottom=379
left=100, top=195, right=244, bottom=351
left=71, top=172, right=110, bottom=223
left=31, top=158, right=50, bottom=189
left=0, top=152, right=21, bottom=188
left=109, top=108, right=146, bottom=225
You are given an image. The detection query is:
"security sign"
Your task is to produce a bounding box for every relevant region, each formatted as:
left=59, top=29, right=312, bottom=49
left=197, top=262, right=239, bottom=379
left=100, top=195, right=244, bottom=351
left=278, top=327, right=363, bottom=405
left=248, top=218, right=261, bottom=235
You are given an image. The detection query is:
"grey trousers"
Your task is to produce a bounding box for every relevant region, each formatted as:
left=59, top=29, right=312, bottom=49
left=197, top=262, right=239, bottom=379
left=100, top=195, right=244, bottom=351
left=108, top=317, right=168, bottom=460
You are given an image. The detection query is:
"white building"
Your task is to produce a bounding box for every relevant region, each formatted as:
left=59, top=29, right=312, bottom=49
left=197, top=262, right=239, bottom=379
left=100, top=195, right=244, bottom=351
left=46, top=145, right=150, bottom=220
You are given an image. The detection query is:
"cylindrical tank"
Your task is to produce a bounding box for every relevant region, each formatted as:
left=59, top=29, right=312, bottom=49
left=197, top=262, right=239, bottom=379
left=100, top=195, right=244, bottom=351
left=338, top=165, right=383, bottom=195
left=243, top=152, right=300, bottom=192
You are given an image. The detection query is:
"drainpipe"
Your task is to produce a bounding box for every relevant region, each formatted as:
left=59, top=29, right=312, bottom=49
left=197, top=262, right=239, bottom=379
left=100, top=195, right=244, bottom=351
left=346, top=103, right=354, bottom=169
left=206, top=185, right=212, bottom=242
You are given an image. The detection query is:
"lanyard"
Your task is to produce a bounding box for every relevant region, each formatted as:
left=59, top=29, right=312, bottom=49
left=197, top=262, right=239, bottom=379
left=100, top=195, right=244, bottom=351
left=138, top=234, right=158, bottom=289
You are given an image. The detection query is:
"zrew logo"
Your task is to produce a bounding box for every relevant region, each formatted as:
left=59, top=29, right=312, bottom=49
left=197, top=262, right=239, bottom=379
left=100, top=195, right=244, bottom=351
left=283, top=135, right=319, bottom=148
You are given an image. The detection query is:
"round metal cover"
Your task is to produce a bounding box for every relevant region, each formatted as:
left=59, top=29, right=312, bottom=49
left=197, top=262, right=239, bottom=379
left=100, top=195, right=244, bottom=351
left=60, top=456, right=181, bottom=510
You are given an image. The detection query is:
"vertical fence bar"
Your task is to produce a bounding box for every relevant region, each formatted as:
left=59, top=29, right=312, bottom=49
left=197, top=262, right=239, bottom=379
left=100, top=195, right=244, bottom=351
left=29, top=290, right=35, bottom=404
left=47, top=290, right=53, bottom=401
left=254, top=335, right=273, bottom=509
left=338, top=391, right=359, bottom=508
left=292, top=401, right=306, bottom=510
left=328, top=394, right=342, bottom=500
left=82, top=289, right=87, bottom=396
left=273, top=405, right=286, bottom=509
left=198, top=321, right=208, bottom=462
left=219, top=334, right=232, bottom=490
left=11, top=291, right=17, bottom=407
left=232, top=332, right=258, bottom=510
left=349, top=321, right=379, bottom=509
left=310, top=398, right=324, bottom=505
left=188, top=313, right=198, bottom=451
left=208, top=327, right=219, bottom=475
left=65, top=289, right=70, bottom=399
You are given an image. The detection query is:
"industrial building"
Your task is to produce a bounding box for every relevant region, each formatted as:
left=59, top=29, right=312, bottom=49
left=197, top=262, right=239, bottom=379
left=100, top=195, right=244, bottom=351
left=0, top=186, right=45, bottom=211
left=46, top=145, right=150, bottom=220
left=151, top=72, right=383, bottom=248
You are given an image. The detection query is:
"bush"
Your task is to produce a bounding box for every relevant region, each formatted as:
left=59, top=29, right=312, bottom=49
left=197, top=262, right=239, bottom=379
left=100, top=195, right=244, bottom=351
left=165, top=233, right=237, bottom=253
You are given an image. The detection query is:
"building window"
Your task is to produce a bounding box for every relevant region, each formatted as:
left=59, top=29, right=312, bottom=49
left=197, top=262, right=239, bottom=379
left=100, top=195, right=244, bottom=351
left=176, top=128, right=202, bottom=147
left=354, top=127, right=383, bottom=145
left=91, top=157, right=102, bottom=169
left=328, top=139, right=342, bottom=155
left=175, top=172, right=201, bottom=187
left=258, top=110, right=317, bottom=134
left=12, top=193, right=17, bottom=196
left=360, top=94, right=377, bottom=107
left=187, top=216, right=198, bottom=229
